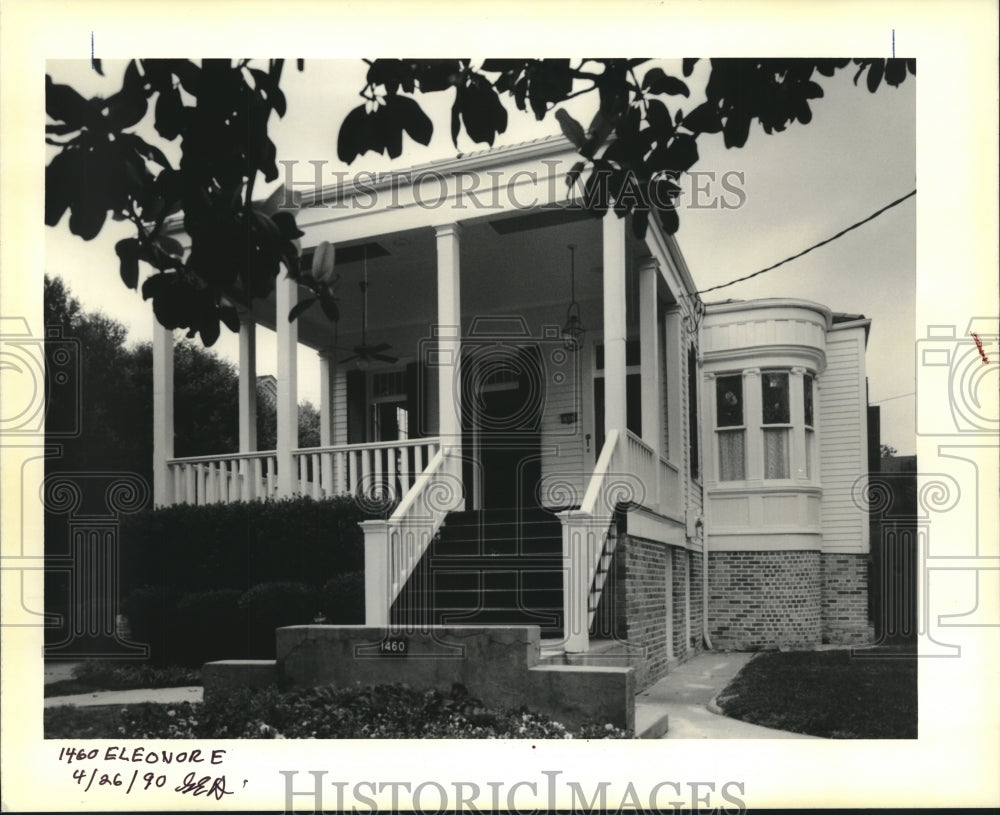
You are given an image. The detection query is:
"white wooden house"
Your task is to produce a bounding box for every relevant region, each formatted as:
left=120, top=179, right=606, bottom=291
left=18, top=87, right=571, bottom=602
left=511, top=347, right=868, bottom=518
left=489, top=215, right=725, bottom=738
left=152, top=136, right=874, bottom=687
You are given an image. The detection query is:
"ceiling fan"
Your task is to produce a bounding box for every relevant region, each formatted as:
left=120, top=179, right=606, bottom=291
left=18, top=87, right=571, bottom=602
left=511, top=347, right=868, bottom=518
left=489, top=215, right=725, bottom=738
left=339, top=248, right=397, bottom=367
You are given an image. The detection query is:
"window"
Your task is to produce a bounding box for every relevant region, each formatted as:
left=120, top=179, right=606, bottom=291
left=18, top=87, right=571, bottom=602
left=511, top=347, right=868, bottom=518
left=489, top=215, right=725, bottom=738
left=804, top=372, right=815, bottom=478
left=715, top=374, right=745, bottom=480
left=593, top=340, right=642, bottom=454
left=687, top=345, right=700, bottom=480
left=761, top=371, right=790, bottom=479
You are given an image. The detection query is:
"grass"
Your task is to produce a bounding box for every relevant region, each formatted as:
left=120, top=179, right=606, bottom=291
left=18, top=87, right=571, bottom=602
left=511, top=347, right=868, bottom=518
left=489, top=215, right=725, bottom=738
left=715, top=647, right=917, bottom=738
left=44, top=683, right=630, bottom=739
left=45, top=661, right=201, bottom=698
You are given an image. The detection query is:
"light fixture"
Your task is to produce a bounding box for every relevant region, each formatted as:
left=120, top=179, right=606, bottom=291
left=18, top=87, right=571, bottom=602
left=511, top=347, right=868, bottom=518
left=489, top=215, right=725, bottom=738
left=562, top=243, right=585, bottom=352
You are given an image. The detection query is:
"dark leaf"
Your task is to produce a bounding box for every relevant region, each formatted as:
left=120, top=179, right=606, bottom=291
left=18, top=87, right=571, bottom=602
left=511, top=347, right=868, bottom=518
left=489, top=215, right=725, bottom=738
left=68, top=197, right=108, bottom=240
left=681, top=58, right=699, bottom=78
left=199, top=312, right=221, bottom=347
left=46, top=75, right=90, bottom=127
left=170, top=60, right=202, bottom=96
left=450, top=97, right=461, bottom=146
left=271, top=210, right=304, bottom=240
left=866, top=60, right=884, bottom=93
left=642, top=68, right=689, bottom=97
left=657, top=202, right=679, bottom=234
left=338, top=104, right=371, bottom=164
left=44, top=149, right=79, bottom=227
left=644, top=99, right=674, bottom=138
left=631, top=206, right=649, bottom=240
left=154, top=85, right=184, bottom=141
left=319, top=288, right=339, bottom=322
left=115, top=238, right=141, bottom=289
left=105, top=88, right=148, bottom=131
left=218, top=306, right=241, bottom=333
left=555, top=109, right=587, bottom=148
left=884, top=59, right=907, bottom=87
left=566, top=160, right=585, bottom=189
left=296, top=59, right=305, bottom=71
left=153, top=232, right=185, bottom=258
left=682, top=102, right=723, bottom=134
left=288, top=297, right=317, bottom=322
left=723, top=112, right=751, bottom=149
left=393, top=95, right=433, bottom=146
left=92, top=58, right=103, bottom=76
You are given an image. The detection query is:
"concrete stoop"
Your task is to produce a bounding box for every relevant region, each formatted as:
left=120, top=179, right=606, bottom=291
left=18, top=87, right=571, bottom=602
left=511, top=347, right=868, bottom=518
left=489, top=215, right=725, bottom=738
left=203, top=625, right=640, bottom=733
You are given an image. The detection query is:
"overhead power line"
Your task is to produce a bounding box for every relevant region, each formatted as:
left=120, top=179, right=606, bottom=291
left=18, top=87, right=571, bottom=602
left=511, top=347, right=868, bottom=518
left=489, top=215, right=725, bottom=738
left=871, top=391, right=916, bottom=405
left=695, top=189, right=917, bottom=296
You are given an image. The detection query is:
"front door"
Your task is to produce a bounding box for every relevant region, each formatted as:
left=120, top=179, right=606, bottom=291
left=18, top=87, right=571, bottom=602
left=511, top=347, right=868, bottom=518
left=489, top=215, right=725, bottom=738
left=462, top=344, right=544, bottom=512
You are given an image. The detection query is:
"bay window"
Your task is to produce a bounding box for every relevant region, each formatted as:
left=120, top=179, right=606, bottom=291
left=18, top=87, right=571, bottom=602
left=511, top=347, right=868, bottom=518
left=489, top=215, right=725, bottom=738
left=761, top=371, right=790, bottom=479
left=715, top=374, right=745, bottom=481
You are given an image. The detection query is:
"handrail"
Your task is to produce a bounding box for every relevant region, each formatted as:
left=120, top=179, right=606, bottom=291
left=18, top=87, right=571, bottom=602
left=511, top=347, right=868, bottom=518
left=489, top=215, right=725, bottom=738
left=579, top=429, right=619, bottom=515
left=168, top=437, right=442, bottom=465
left=389, top=446, right=446, bottom=521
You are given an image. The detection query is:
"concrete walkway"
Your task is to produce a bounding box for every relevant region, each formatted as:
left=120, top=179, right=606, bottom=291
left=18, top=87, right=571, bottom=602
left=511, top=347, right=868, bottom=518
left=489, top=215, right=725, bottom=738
left=636, top=651, right=819, bottom=739
left=44, top=686, right=203, bottom=708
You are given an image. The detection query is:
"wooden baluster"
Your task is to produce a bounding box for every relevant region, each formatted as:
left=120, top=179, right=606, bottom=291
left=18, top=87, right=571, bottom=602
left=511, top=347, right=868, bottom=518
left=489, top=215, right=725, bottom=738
left=414, top=444, right=424, bottom=476
left=321, top=450, right=333, bottom=499
left=312, top=453, right=322, bottom=499
left=399, top=444, right=410, bottom=496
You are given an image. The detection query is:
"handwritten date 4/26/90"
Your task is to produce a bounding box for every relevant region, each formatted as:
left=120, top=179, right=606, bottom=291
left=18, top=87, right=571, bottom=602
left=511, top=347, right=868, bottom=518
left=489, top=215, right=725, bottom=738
left=71, top=768, right=233, bottom=799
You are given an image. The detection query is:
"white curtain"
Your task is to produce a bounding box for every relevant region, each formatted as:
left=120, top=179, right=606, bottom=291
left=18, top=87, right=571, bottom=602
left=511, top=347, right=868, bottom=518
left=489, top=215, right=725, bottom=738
left=718, top=429, right=746, bottom=481
left=764, top=427, right=790, bottom=479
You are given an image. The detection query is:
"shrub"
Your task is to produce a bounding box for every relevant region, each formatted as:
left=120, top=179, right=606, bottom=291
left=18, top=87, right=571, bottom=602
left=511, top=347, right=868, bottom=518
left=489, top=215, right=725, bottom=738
left=320, top=571, right=365, bottom=624
left=118, top=496, right=368, bottom=598
left=174, top=589, right=247, bottom=665
left=121, top=586, right=179, bottom=666
left=237, top=582, right=320, bottom=658
left=71, top=660, right=201, bottom=690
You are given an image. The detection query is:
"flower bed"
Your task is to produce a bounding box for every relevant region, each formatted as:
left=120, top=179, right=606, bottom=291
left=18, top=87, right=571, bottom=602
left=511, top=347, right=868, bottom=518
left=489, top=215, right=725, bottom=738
left=46, top=682, right=630, bottom=739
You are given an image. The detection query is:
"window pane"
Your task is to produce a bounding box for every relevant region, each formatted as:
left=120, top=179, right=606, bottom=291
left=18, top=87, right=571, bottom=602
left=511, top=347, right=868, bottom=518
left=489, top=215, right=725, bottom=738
left=626, top=372, right=642, bottom=436
left=805, top=428, right=814, bottom=478
left=804, top=373, right=814, bottom=427
left=762, top=372, right=790, bottom=424
left=763, top=427, right=790, bottom=478
left=718, top=429, right=745, bottom=480
left=715, top=375, right=743, bottom=427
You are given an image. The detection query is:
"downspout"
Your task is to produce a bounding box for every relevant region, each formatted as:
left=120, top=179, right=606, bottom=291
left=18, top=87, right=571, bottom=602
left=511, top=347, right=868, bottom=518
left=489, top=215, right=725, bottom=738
left=700, top=510, right=713, bottom=650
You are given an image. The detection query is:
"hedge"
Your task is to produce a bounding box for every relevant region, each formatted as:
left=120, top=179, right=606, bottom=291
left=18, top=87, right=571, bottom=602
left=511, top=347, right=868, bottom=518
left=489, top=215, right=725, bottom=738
left=118, top=496, right=367, bottom=597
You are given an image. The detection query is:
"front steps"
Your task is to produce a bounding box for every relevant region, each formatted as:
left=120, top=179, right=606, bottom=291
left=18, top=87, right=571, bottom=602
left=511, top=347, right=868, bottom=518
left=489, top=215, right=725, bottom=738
left=391, top=507, right=564, bottom=635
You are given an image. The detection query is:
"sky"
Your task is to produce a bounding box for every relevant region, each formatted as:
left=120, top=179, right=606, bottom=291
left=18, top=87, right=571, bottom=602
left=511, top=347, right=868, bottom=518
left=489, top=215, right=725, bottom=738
left=44, top=59, right=917, bottom=454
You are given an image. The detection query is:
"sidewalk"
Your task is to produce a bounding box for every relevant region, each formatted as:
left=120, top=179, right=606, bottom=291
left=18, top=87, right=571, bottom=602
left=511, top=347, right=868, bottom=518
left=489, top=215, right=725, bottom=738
left=636, top=651, right=819, bottom=739
left=44, top=686, right=203, bottom=708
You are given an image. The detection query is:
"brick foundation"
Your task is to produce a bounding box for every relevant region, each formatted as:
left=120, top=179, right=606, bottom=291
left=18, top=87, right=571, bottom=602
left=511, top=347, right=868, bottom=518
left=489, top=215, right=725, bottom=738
left=707, top=550, right=822, bottom=649
left=821, top=553, right=875, bottom=645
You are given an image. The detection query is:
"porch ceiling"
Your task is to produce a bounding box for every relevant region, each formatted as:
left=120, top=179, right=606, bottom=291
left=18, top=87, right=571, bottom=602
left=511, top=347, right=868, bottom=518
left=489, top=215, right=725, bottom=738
left=247, top=210, right=645, bottom=351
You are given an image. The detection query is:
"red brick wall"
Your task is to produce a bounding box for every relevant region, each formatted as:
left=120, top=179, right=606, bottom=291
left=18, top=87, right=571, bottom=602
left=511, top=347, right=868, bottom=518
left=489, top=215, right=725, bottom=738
left=821, top=553, right=874, bottom=644
left=707, top=550, right=822, bottom=649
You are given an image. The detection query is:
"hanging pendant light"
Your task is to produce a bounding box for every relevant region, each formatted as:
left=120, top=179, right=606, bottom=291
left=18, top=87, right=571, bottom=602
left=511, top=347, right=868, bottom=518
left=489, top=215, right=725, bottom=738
left=562, top=243, right=585, bottom=352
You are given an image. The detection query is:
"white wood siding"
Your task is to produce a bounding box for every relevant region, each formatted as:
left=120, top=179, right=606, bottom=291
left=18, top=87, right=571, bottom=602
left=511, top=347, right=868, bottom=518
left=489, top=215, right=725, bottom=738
left=818, top=327, right=869, bottom=553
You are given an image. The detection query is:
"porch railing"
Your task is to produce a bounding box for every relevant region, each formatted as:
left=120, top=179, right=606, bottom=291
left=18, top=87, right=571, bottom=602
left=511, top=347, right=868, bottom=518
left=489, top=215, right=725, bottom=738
left=360, top=446, right=464, bottom=626
left=165, top=438, right=440, bottom=506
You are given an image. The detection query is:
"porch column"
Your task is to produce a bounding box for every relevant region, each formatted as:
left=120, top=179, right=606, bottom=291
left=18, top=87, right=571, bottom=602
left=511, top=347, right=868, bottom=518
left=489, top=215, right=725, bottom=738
left=319, top=347, right=337, bottom=495
left=663, top=307, right=683, bottom=463
left=152, top=320, right=174, bottom=506
left=602, top=213, right=628, bottom=441
left=238, top=314, right=258, bottom=453
left=276, top=275, right=299, bottom=496
left=639, top=258, right=661, bottom=510
left=638, top=259, right=661, bottom=449
left=434, top=222, right=463, bottom=477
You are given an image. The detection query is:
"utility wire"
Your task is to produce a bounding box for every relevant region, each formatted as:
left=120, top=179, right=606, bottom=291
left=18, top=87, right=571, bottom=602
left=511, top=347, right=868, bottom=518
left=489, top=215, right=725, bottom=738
left=870, top=391, right=915, bottom=405
left=695, top=189, right=917, bottom=296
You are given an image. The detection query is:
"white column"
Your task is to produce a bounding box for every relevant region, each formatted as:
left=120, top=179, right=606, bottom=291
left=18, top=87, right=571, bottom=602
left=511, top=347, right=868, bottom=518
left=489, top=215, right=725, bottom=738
left=238, top=314, right=258, bottom=453
left=790, top=367, right=807, bottom=479
left=276, top=275, right=299, bottom=496
left=602, top=213, right=628, bottom=440
left=360, top=520, right=390, bottom=626
left=638, top=259, right=660, bottom=449
left=319, top=348, right=336, bottom=447
left=663, top=308, right=683, bottom=463
left=435, top=222, right=463, bottom=468
left=743, top=368, right=762, bottom=481
left=152, top=321, right=174, bottom=506
left=319, top=348, right=337, bottom=496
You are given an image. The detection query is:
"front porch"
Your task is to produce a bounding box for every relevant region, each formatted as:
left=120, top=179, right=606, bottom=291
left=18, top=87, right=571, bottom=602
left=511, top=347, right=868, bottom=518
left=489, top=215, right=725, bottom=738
left=151, top=138, right=703, bottom=657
